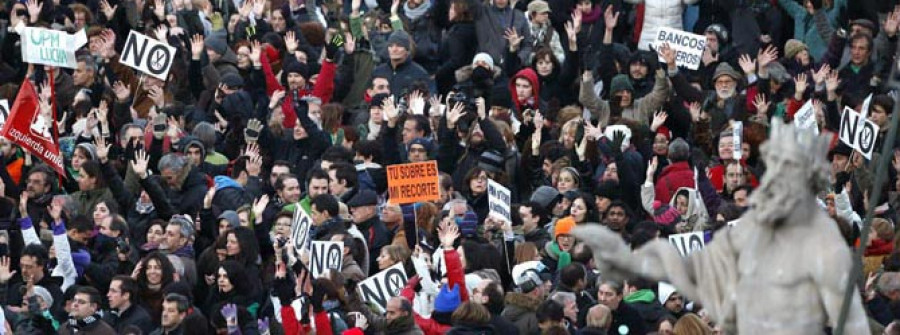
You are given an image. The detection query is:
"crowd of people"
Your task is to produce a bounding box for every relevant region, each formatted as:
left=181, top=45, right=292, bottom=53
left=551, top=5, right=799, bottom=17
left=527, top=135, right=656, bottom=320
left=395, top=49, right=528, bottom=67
left=3, top=0, right=900, bottom=333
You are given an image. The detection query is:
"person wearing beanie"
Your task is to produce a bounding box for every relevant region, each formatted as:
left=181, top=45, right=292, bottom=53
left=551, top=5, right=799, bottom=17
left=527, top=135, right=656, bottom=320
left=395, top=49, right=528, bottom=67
left=542, top=216, right=575, bottom=273
left=784, top=39, right=809, bottom=63
left=407, top=137, right=434, bottom=163
left=373, top=30, right=430, bottom=96
left=666, top=48, right=747, bottom=133
left=202, top=35, right=240, bottom=79
left=627, top=51, right=657, bottom=99
left=579, top=58, right=669, bottom=128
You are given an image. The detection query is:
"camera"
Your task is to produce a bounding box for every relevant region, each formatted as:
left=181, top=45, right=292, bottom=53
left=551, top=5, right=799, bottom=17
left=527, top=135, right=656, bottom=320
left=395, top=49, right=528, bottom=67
left=448, top=91, right=477, bottom=111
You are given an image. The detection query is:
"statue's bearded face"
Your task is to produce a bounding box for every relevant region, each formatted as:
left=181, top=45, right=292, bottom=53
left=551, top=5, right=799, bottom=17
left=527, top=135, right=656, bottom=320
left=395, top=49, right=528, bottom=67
left=751, top=152, right=806, bottom=224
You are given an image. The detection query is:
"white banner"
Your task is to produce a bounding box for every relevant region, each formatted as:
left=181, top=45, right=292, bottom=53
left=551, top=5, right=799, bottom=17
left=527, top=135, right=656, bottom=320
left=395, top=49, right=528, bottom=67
left=668, top=231, right=705, bottom=257
left=487, top=179, right=511, bottom=223
left=732, top=122, right=743, bottom=160
left=357, top=263, right=408, bottom=313
left=839, top=106, right=879, bottom=160
left=860, top=93, right=873, bottom=119
left=653, top=27, right=707, bottom=70
left=310, top=241, right=343, bottom=278
left=119, top=30, right=176, bottom=80
left=291, top=208, right=312, bottom=252
left=17, top=23, right=86, bottom=69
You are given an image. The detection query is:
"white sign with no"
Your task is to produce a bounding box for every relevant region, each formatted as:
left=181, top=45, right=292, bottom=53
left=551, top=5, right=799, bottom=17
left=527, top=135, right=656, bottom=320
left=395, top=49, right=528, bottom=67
left=669, top=231, right=705, bottom=257
left=357, top=263, right=408, bottom=313
left=839, top=106, right=879, bottom=160
left=310, top=241, right=343, bottom=278
left=119, top=30, right=177, bottom=80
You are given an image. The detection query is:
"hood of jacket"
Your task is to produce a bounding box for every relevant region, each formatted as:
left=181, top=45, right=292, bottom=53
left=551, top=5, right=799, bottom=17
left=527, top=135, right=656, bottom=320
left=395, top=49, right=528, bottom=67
left=623, top=289, right=656, bottom=303
left=510, top=68, right=540, bottom=111
left=504, top=292, right=542, bottom=312
left=455, top=64, right=503, bottom=83
left=668, top=186, right=709, bottom=231
left=214, top=176, right=242, bottom=190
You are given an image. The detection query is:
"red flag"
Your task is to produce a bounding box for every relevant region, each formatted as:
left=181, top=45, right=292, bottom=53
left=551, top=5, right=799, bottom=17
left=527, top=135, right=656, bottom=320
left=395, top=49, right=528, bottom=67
left=0, top=78, right=64, bottom=178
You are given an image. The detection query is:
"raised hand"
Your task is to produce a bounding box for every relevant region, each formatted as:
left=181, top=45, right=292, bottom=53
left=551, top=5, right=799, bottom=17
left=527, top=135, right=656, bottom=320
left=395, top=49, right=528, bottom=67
left=47, top=199, right=63, bottom=222
left=584, top=119, right=603, bottom=140
left=343, top=32, right=356, bottom=55
left=148, top=85, right=165, bottom=107
left=100, top=0, right=117, bottom=20
left=475, top=97, right=486, bottom=120
left=428, top=94, right=443, bottom=117
left=575, top=127, right=589, bottom=160
left=794, top=73, right=809, bottom=101
left=285, top=31, right=299, bottom=54
left=154, top=25, right=169, bottom=42
left=113, top=81, right=131, bottom=102
left=884, top=5, right=900, bottom=38
left=221, top=303, right=238, bottom=323
left=650, top=110, right=668, bottom=132
left=647, top=156, right=658, bottom=182
left=825, top=70, right=841, bottom=92
left=203, top=186, right=216, bottom=209
left=658, top=43, right=676, bottom=70
left=812, top=63, right=830, bottom=86
left=258, top=317, right=272, bottom=335
left=688, top=101, right=702, bottom=122
left=604, top=5, right=619, bottom=30
left=95, top=137, right=111, bottom=164
left=753, top=93, right=771, bottom=118
left=0, top=257, right=17, bottom=284
left=757, top=45, right=778, bottom=69
left=738, top=54, right=756, bottom=75
left=245, top=118, right=263, bottom=143
left=252, top=0, right=266, bottom=17
left=564, top=20, right=578, bottom=47
left=390, top=0, right=400, bottom=15
left=238, top=0, right=253, bottom=18
left=408, top=90, right=426, bottom=115
left=190, top=34, right=205, bottom=60
left=26, top=0, right=43, bottom=23
left=153, top=0, right=165, bottom=19
left=19, top=191, right=29, bottom=217
left=132, top=150, right=150, bottom=179
left=534, top=110, right=544, bottom=130
left=100, top=29, right=117, bottom=59
left=382, top=96, right=399, bottom=123
left=701, top=47, right=719, bottom=66
left=253, top=194, right=270, bottom=217
left=437, top=219, right=460, bottom=249
left=446, top=102, right=466, bottom=129
left=503, top=28, right=523, bottom=52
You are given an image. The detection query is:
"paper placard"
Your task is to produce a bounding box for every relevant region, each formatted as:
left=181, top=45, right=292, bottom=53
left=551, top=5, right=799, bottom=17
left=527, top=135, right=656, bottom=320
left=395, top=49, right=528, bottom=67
left=732, top=122, right=743, bottom=160
left=387, top=161, right=440, bottom=204
left=17, top=23, right=86, bottom=69
left=488, top=179, right=511, bottom=222
left=119, top=30, right=177, bottom=80
left=793, top=100, right=818, bottom=135
left=652, top=27, right=707, bottom=70
left=668, top=231, right=705, bottom=257
left=839, top=106, right=879, bottom=159
left=310, top=241, right=343, bottom=278
left=357, top=263, right=408, bottom=312
left=291, top=208, right=312, bottom=252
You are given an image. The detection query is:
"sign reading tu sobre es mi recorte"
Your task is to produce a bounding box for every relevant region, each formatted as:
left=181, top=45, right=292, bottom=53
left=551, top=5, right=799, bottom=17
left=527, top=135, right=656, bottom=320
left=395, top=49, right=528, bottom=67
left=387, top=161, right=440, bottom=204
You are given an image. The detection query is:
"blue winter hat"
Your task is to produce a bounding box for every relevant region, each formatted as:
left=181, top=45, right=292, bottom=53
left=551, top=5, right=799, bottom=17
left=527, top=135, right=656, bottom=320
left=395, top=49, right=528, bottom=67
left=434, top=283, right=461, bottom=312
left=456, top=210, right=479, bottom=238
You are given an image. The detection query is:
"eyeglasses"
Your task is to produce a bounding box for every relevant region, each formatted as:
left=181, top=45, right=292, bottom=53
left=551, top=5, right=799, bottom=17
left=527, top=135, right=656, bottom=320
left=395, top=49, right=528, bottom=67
left=409, top=147, right=427, bottom=153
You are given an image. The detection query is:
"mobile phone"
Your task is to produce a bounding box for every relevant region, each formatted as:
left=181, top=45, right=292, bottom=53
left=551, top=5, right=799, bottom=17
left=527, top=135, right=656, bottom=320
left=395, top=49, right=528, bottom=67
left=15, top=9, right=27, bottom=17
left=576, top=123, right=585, bottom=143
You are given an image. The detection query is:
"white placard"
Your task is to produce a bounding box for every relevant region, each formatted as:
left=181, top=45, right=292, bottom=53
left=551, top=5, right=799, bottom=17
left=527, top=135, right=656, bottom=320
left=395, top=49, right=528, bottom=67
left=652, top=27, right=707, bottom=70
left=861, top=93, right=873, bottom=119
left=0, top=100, right=8, bottom=129
left=17, top=23, right=86, bottom=69
left=668, top=231, right=705, bottom=257
left=357, top=263, right=408, bottom=313
left=732, top=122, right=743, bottom=160
left=487, top=179, right=511, bottom=223
left=119, top=30, right=177, bottom=80
left=793, top=100, right=818, bottom=134
left=839, top=106, right=879, bottom=160
left=310, top=241, right=343, bottom=278
left=291, top=208, right=312, bottom=252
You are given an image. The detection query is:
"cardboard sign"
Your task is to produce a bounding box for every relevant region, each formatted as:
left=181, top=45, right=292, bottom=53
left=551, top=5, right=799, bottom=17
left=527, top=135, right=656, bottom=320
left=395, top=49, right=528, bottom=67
left=357, top=263, right=408, bottom=312
left=732, top=122, right=743, bottom=160
left=0, top=100, right=8, bottom=129
left=653, top=27, right=707, bottom=70
left=119, top=30, right=177, bottom=80
left=0, top=80, right=64, bottom=178
left=669, top=231, right=705, bottom=257
left=17, top=23, right=86, bottom=69
left=387, top=161, right=440, bottom=204
left=310, top=241, right=343, bottom=278
left=291, top=208, right=312, bottom=252
left=488, top=179, right=511, bottom=222
left=839, top=107, right=879, bottom=160
left=793, top=100, right=818, bottom=134
left=861, top=93, right=873, bottom=119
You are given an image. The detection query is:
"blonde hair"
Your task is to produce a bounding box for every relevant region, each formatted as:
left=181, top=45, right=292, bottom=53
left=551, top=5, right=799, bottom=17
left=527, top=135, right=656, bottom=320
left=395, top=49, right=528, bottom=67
left=673, top=313, right=712, bottom=335
left=515, top=242, right=539, bottom=264
left=586, top=304, right=612, bottom=329
left=381, top=244, right=410, bottom=264
left=873, top=218, right=894, bottom=241
left=559, top=118, right=582, bottom=143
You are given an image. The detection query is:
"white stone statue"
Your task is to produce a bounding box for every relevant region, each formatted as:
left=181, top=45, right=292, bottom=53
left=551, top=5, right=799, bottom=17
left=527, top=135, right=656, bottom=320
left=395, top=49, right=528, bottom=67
left=573, top=118, right=869, bottom=334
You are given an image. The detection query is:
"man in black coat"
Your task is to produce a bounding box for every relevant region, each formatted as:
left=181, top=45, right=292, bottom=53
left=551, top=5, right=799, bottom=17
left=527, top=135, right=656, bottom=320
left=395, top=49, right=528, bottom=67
left=104, top=276, right=154, bottom=334
left=347, top=190, right=392, bottom=272
left=477, top=280, right=522, bottom=335
left=597, top=280, right=648, bottom=335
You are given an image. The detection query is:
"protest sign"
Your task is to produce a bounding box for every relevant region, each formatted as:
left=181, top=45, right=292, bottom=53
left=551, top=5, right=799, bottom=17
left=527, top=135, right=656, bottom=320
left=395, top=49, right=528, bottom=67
left=839, top=107, right=879, bottom=160
left=387, top=161, right=440, bottom=204
left=310, top=241, right=343, bottom=278
left=291, top=208, right=312, bottom=252
left=17, top=23, right=86, bottom=69
left=0, top=100, right=8, bottom=129
left=358, top=263, right=408, bottom=312
left=793, top=100, right=819, bottom=135
left=861, top=93, right=873, bottom=119
left=669, top=231, right=705, bottom=257
left=488, top=179, right=512, bottom=222
left=119, top=30, right=177, bottom=80
left=653, top=27, right=706, bottom=70
left=732, top=122, right=743, bottom=160
left=0, top=79, right=64, bottom=178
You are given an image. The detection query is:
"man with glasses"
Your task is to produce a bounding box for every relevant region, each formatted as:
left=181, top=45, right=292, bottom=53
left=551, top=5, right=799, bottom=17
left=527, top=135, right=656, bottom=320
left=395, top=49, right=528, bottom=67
left=21, top=165, right=57, bottom=222
left=663, top=47, right=746, bottom=134
left=59, top=286, right=116, bottom=334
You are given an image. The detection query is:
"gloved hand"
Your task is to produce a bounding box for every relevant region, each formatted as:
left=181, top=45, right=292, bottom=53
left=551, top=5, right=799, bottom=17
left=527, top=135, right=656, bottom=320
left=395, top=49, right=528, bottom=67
left=610, top=130, right=626, bottom=156
left=220, top=303, right=238, bottom=323
left=244, top=119, right=263, bottom=143
left=324, top=34, right=344, bottom=61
